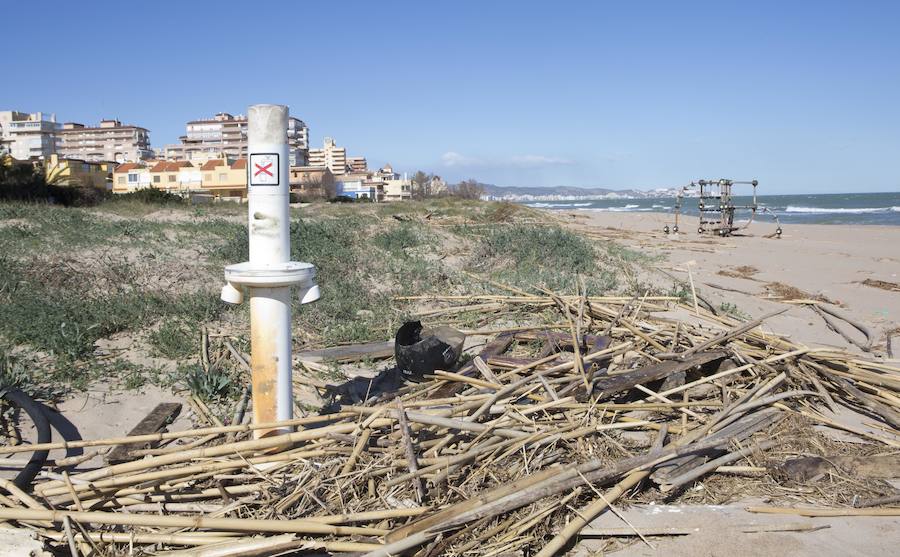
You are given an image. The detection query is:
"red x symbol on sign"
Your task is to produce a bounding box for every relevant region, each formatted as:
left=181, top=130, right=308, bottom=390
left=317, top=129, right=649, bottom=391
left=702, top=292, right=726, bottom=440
left=254, top=163, right=273, bottom=177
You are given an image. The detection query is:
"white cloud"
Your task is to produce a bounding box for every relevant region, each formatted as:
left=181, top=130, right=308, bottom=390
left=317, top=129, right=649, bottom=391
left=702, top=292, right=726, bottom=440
left=440, top=151, right=481, bottom=167
left=509, top=154, right=573, bottom=166
left=440, top=152, right=573, bottom=168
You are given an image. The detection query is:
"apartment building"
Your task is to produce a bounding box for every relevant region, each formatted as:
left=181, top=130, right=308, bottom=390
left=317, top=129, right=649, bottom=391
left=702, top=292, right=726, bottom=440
left=0, top=111, right=60, bottom=160
left=44, top=154, right=113, bottom=189
left=307, top=137, right=347, bottom=175
left=382, top=178, right=412, bottom=201
left=374, top=164, right=412, bottom=202
left=58, top=119, right=153, bottom=163
left=347, top=156, right=367, bottom=172
left=165, top=112, right=309, bottom=166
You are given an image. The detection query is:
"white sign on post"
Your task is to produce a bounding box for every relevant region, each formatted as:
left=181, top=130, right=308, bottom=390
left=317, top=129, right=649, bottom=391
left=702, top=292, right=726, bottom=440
left=250, top=153, right=279, bottom=186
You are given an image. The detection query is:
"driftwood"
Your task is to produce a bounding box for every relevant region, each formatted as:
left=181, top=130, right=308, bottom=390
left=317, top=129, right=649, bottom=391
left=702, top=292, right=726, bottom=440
left=746, top=506, right=900, bottom=517
left=593, top=350, right=727, bottom=399
left=296, top=340, right=395, bottom=363
left=579, top=521, right=826, bottom=536
left=811, top=303, right=875, bottom=352
left=106, top=402, right=182, bottom=463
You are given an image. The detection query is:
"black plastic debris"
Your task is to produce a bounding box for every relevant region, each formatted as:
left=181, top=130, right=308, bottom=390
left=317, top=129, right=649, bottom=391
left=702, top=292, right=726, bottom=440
left=395, top=320, right=466, bottom=381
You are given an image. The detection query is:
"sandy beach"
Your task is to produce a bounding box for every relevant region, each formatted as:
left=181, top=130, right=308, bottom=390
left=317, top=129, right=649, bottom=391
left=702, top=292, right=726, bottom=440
left=557, top=210, right=899, bottom=357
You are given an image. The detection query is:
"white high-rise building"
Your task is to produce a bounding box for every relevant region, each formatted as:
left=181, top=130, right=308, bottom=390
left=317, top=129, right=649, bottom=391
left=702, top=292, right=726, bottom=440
left=164, top=112, right=309, bottom=166
left=307, top=137, right=348, bottom=175
left=0, top=111, right=60, bottom=160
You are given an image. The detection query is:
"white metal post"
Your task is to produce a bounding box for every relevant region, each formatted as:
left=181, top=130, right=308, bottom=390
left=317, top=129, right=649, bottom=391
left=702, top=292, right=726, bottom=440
left=220, top=104, right=319, bottom=438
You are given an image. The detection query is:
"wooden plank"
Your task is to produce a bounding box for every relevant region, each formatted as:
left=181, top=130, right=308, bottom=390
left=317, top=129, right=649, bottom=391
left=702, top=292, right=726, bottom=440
left=296, top=341, right=395, bottom=364
left=594, top=350, right=728, bottom=400
left=106, top=403, right=182, bottom=463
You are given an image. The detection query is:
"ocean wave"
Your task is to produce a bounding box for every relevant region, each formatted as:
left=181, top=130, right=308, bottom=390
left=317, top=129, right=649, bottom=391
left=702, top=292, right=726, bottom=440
left=784, top=205, right=899, bottom=214
left=577, top=204, right=641, bottom=212
left=526, top=202, right=593, bottom=208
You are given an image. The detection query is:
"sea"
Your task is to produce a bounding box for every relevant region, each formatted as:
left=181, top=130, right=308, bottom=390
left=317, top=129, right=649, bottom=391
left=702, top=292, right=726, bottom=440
left=522, top=192, right=900, bottom=226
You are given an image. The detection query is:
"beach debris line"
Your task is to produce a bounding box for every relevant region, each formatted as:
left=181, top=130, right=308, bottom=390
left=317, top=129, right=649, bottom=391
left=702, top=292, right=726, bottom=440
left=1, top=284, right=898, bottom=555
left=664, top=178, right=782, bottom=237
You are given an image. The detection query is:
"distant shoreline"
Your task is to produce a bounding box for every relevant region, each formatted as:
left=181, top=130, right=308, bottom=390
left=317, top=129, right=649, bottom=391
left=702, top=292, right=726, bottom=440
left=548, top=207, right=900, bottom=227
left=485, top=189, right=900, bottom=202
left=513, top=191, right=900, bottom=226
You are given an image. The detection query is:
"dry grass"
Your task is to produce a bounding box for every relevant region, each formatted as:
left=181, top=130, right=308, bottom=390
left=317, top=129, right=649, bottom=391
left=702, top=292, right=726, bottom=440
left=861, top=278, right=900, bottom=292
left=717, top=265, right=760, bottom=280
left=764, top=281, right=839, bottom=304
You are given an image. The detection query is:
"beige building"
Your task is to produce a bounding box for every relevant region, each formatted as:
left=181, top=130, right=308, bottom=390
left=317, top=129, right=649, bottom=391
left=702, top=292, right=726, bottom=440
left=148, top=160, right=197, bottom=193
left=0, top=111, right=60, bottom=160
left=111, top=157, right=246, bottom=197
left=199, top=158, right=247, bottom=198
left=165, top=112, right=308, bottom=166
left=58, top=119, right=152, bottom=163
left=289, top=166, right=335, bottom=199
left=374, top=164, right=412, bottom=202
left=308, top=137, right=347, bottom=175
left=382, top=178, right=412, bottom=201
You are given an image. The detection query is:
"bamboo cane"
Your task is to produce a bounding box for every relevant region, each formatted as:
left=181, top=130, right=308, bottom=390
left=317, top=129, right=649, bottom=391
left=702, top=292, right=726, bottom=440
left=0, top=508, right=388, bottom=536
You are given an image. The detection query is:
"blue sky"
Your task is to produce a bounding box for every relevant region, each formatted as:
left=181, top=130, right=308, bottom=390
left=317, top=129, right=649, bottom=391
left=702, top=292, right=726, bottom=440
left=4, top=1, right=899, bottom=193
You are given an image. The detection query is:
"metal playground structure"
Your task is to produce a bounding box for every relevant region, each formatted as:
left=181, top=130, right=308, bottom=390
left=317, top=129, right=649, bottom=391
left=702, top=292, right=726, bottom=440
left=664, top=178, right=782, bottom=237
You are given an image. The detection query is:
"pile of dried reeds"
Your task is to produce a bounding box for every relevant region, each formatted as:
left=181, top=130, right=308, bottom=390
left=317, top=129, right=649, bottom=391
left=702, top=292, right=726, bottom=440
left=1, top=287, right=898, bottom=556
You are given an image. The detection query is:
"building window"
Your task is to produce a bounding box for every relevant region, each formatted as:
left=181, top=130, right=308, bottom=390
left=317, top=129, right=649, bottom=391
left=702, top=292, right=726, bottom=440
left=168, top=175, right=176, bottom=182
left=118, top=176, right=125, bottom=185
left=153, top=175, right=161, bottom=183
left=204, top=174, right=212, bottom=181
left=128, top=174, right=138, bottom=183
left=218, top=173, right=227, bottom=181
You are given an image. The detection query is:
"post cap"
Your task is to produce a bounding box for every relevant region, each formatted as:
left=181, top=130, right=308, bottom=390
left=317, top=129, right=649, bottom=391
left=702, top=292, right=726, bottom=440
left=248, top=104, right=288, bottom=144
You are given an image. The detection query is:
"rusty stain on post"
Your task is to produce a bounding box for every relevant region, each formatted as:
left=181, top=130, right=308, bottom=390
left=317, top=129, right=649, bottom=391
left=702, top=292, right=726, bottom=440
left=250, top=306, right=278, bottom=429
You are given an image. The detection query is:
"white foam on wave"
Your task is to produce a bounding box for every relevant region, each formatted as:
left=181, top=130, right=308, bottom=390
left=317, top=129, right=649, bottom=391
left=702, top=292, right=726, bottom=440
left=784, top=205, right=898, bottom=214
left=526, top=202, right=593, bottom=208
left=577, top=204, right=641, bottom=212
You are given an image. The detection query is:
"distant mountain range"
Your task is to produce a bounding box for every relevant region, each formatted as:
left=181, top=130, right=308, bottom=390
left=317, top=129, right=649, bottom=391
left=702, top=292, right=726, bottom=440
left=478, top=183, right=682, bottom=201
